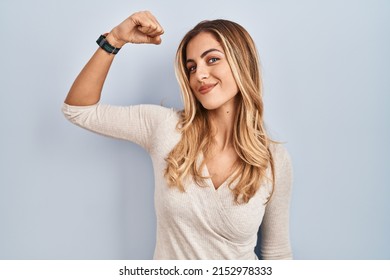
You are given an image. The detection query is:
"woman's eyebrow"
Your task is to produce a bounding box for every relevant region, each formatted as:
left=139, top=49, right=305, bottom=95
left=200, top=48, right=223, bottom=58
left=186, top=48, right=223, bottom=64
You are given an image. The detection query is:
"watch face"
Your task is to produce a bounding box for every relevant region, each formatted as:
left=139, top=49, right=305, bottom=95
left=96, top=35, right=120, bottom=54
left=97, top=35, right=106, bottom=46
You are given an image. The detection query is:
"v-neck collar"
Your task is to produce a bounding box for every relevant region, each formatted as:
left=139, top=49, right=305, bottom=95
left=199, top=152, right=237, bottom=192
left=203, top=163, right=229, bottom=191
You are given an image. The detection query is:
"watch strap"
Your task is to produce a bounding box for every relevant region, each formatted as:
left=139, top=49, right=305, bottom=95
left=96, top=34, right=121, bottom=55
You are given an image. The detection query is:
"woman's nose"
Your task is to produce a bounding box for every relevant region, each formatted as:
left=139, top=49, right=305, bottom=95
left=195, top=65, right=209, bottom=82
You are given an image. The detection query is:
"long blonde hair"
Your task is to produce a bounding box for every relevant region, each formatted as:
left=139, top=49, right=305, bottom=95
left=165, top=19, right=275, bottom=204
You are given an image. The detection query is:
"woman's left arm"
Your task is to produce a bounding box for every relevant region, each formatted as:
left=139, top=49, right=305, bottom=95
left=259, top=145, right=293, bottom=260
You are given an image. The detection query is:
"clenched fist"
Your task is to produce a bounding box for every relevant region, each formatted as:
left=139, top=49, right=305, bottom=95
left=107, top=11, right=164, bottom=47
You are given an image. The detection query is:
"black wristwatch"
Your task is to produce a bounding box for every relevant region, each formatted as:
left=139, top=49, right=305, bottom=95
left=96, top=34, right=121, bottom=55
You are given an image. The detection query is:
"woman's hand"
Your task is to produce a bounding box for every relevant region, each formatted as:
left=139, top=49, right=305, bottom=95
left=108, top=11, right=164, bottom=47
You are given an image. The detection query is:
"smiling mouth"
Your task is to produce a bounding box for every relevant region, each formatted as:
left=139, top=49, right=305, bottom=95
left=198, top=83, right=217, bottom=95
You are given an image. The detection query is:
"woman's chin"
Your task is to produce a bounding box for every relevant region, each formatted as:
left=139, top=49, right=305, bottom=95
left=200, top=102, right=221, bottom=111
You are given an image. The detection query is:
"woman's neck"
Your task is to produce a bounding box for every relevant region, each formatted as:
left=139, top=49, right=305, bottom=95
left=207, top=97, right=238, bottom=151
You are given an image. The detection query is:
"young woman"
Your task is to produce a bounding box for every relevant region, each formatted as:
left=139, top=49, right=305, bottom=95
left=63, top=11, right=292, bottom=260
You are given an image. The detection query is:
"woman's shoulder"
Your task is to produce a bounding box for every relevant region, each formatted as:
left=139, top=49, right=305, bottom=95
left=269, top=142, right=293, bottom=180
left=269, top=142, right=291, bottom=163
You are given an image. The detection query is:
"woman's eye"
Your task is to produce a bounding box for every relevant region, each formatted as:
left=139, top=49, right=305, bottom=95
left=208, top=57, right=219, bottom=63
left=187, top=65, right=196, bottom=73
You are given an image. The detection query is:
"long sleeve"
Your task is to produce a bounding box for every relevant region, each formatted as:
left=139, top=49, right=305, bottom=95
left=62, top=103, right=176, bottom=152
left=259, top=145, right=293, bottom=259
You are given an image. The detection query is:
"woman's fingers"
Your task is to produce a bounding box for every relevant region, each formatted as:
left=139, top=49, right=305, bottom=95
left=127, top=11, right=163, bottom=43
left=110, top=11, right=164, bottom=45
left=137, top=24, right=163, bottom=37
left=136, top=24, right=163, bottom=45
left=134, top=12, right=164, bottom=38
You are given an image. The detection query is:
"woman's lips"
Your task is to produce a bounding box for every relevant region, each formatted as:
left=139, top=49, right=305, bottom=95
left=198, top=83, right=217, bottom=94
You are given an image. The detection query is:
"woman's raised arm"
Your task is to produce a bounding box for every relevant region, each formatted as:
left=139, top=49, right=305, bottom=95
left=64, top=11, right=164, bottom=106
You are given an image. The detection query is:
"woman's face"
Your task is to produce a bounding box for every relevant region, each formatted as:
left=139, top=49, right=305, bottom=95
left=185, top=32, right=239, bottom=111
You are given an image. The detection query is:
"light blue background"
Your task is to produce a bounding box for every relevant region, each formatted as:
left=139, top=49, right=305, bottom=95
left=1, top=0, right=389, bottom=259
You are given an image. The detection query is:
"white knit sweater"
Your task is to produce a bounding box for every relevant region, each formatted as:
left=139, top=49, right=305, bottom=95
left=62, top=103, right=293, bottom=260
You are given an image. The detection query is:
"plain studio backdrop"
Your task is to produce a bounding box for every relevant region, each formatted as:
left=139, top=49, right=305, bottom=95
left=0, top=0, right=389, bottom=259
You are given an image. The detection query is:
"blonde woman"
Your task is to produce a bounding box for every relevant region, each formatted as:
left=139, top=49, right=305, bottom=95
left=63, top=11, right=292, bottom=260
